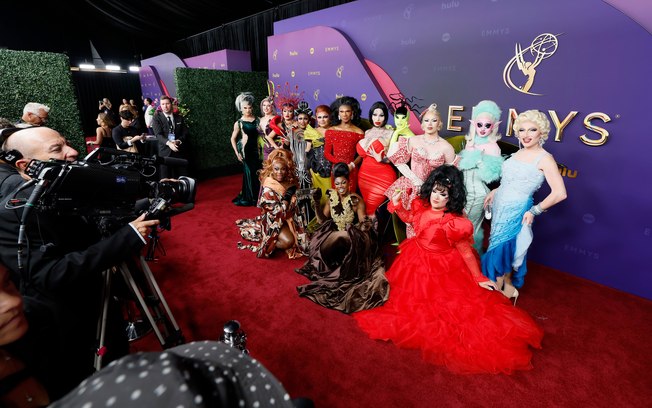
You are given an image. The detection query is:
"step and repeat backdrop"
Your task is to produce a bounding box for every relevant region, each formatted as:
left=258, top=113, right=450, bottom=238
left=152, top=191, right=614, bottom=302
left=267, top=0, right=652, bottom=299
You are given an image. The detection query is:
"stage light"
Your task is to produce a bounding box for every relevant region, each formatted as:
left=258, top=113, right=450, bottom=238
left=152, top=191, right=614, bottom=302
left=79, top=63, right=96, bottom=70
left=128, top=66, right=140, bottom=72
left=106, top=64, right=121, bottom=71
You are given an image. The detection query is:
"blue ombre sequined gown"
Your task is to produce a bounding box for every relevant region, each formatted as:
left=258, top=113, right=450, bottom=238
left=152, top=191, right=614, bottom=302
left=481, top=152, right=547, bottom=288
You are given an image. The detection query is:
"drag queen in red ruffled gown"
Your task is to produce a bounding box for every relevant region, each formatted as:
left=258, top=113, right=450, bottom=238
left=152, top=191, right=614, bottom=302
left=354, top=165, right=543, bottom=374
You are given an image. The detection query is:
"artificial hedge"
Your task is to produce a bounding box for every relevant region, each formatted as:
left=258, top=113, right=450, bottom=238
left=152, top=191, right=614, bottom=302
left=0, top=50, right=84, bottom=152
left=175, top=68, right=268, bottom=179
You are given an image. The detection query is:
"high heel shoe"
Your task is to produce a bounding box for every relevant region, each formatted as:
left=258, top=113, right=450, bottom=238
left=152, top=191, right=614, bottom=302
left=502, top=284, right=520, bottom=306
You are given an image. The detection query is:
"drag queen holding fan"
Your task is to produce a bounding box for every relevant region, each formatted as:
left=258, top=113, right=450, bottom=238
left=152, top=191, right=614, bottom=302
left=354, top=165, right=543, bottom=374
left=458, top=100, right=505, bottom=253
left=482, top=110, right=567, bottom=303
left=384, top=103, right=456, bottom=238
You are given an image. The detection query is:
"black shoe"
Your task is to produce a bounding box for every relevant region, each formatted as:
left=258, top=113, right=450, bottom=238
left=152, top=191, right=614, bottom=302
left=234, top=199, right=255, bottom=207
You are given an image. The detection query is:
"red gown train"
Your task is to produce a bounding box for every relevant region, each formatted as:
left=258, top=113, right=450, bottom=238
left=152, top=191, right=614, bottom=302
left=353, top=199, right=544, bottom=374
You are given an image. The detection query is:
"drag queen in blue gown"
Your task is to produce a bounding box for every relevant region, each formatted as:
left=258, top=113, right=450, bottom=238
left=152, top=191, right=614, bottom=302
left=481, top=110, right=567, bottom=303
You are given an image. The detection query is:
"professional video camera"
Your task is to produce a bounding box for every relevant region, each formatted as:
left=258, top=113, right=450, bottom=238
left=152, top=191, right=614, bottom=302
left=21, top=148, right=196, bottom=230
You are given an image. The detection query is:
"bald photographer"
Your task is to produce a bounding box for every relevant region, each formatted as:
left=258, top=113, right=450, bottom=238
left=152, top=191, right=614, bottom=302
left=0, top=126, right=159, bottom=399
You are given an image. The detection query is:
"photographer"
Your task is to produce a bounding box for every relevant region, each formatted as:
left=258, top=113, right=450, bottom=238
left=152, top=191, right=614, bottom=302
left=0, top=126, right=159, bottom=399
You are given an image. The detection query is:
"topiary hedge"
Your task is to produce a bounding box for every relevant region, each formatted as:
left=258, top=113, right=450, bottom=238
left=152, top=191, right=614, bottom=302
left=175, top=68, right=268, bottom=179
left=0, top=50, right=84, bottom=152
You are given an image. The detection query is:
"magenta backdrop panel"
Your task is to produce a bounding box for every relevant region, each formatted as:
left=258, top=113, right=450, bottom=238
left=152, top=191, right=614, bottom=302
left=270, top=0, right=652, bottom=299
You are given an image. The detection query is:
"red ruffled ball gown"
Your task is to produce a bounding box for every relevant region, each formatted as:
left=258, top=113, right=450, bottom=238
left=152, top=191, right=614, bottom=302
left=353, top=199, right=544, bottom=374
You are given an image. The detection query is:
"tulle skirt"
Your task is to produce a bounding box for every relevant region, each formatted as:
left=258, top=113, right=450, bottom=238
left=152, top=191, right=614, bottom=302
left=354, top=238, right=543, bottom=374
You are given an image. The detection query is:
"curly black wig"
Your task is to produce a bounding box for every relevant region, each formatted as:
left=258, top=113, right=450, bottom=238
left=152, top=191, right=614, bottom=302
left=419, top=165, right=466, bottom=215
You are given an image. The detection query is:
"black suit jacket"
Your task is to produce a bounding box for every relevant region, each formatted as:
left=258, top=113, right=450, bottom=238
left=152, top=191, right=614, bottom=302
left=0, top=178, right=145, bottom=397
left=151, top=111, right=188, bottom=157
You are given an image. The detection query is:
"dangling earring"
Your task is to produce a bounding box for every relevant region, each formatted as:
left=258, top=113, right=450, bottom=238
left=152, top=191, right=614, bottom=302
left=518, top=137, right=523, bottom=149
left=538, top=138, right=545, bottom=147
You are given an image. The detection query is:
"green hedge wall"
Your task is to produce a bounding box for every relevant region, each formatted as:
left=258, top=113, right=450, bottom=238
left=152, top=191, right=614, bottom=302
left=0, top=50, right=84, bottom=152
left=175, top=68, right=268, bottom=179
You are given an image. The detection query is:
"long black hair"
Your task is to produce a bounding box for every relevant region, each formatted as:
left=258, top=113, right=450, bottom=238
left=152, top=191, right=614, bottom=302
left=368, top=101, right=389, bottom=127
left=419, top=165, right=466, bottom=215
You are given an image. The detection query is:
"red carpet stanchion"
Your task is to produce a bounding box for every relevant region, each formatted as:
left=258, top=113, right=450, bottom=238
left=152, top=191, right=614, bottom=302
left=133, top=174, right=652, bottom=408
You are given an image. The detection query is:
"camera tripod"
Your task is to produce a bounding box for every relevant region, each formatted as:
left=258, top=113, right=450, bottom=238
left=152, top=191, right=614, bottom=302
left=94, top=253, right=184, bottom=371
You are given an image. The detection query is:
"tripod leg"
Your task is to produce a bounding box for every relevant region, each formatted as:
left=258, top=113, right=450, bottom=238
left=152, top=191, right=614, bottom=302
left=117, top=262, right=169, bottom=347
left=94, top=268, right=113, bottom=371
left=138, top=256, right=184, bottom=346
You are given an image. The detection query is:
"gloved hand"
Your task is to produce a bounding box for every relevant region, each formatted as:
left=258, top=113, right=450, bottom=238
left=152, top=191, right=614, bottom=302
left=283, top=185, right=297, bottom=203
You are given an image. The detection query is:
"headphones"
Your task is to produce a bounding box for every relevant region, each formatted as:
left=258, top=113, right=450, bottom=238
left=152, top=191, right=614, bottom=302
left=0, top=127, right=26, bottom=166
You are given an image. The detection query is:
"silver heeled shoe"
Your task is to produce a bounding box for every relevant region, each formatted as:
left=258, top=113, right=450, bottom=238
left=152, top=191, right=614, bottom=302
left=502, top=283, right=520, bottom=306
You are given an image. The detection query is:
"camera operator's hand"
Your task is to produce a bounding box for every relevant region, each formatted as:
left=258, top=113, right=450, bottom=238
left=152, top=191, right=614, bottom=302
left=282, top=185, right=297, bottom=203
left=129, top=213, right=160, bottom=239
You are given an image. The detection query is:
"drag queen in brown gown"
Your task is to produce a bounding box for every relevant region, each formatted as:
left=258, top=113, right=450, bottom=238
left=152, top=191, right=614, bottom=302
left=296, top=163, right=388, bottom=313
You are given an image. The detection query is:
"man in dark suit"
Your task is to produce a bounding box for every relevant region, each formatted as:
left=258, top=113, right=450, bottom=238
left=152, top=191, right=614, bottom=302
left=150, top=95, right=189, bottom=179
left=0, top=126, right=159, bottom=399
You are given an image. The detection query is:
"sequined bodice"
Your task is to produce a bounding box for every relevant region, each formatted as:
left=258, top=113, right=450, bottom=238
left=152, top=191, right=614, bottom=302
left=411, top=147, right=446, bottom=181
left=328, top=190, right=355, bottom=231
left=497, top=155, right=546, bottom=201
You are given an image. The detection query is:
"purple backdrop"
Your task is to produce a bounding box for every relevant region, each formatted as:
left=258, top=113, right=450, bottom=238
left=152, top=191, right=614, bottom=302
left=270, top=0, right=652, bottom=299
left=139, top=50, right=251, bottom=101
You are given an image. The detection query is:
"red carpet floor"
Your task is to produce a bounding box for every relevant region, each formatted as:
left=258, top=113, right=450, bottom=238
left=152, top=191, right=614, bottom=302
left=134, top=174, right=652, bottom=408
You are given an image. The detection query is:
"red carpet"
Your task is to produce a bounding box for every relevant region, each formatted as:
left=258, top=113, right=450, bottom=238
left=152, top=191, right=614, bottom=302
left=134, top=174, right=652, bottom=407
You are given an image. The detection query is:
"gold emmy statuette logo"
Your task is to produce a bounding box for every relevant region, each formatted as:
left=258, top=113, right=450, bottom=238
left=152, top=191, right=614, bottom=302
left=314, top=89, right=320, bottom=101
left=361, top=93, right=367, bottom=101
left=273, top=49, right=278, bottom=61
left=503, top=33, right=559, bottom=96
left=336, top=65, right=344, bottom=78
left=310, top=47, right=315, bottom=55
left=291, top=70, right=296, bottom=78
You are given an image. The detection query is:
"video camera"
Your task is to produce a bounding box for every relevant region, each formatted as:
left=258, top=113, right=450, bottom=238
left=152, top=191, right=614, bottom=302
left=21, top=148, right=196, bottom=231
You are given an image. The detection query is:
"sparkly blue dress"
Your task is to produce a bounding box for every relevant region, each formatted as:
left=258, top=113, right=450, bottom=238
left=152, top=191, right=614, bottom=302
left=481, top=152, right=547, bottom=288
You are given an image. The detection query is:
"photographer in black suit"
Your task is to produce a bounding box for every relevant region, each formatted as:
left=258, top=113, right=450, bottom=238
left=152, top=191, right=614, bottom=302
left=0, top=126, right=159, bottom=399
left=151, top=95, right=189, bottom=179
